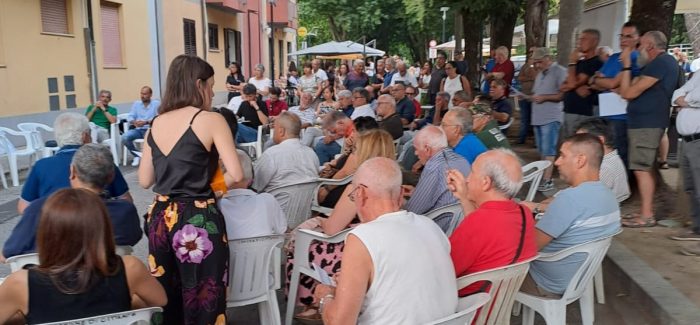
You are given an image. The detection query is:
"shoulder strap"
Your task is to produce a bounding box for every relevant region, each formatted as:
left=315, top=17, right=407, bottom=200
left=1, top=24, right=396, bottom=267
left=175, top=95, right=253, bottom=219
left=189, top=109, right=204, bottom=125
left=510, top=205, right=527, bottom=264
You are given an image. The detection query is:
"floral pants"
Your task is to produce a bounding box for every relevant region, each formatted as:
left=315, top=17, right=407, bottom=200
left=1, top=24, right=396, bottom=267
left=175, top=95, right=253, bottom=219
left=145, top=196, right=229, bottom=325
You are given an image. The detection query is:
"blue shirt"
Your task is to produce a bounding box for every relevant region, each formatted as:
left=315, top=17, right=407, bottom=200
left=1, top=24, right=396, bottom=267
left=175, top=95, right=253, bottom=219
left=128, top=99, right=160, bottom=130
left=452, top=133, right=487, bottom=164
left=530, top=181, right=621, bottom=294
left=481, top=59, right=496, bottom=94
left=2, top=195, right=142, bottom=258
left=384, top=70, right=396, bottom=88
left=598, top=52, right=639, bottom=120
left=20, top=145, right=130, bottom=202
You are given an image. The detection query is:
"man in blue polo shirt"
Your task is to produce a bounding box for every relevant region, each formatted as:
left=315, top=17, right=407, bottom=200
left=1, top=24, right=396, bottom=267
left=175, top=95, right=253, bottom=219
left=122, top=86, right=159, bottom=166
left=590, top=22, right=641, bottom=167
left=440, top=106, right=487, bottom=164
left=17, top=112, right=131, bottom=214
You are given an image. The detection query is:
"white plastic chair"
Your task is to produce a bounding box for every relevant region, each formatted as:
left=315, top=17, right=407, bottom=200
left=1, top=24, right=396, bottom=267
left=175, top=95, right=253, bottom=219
left=424, top=203, right=464, bottom=236
left=514, top=230, right=621, bottom=325
left=425, top=292, right=491, bottom=325
left=17, top=122, right=58, bottom=158
left=227, top=235, right=285, bottom=325
left=499, top=117, right=514, bottom=130
left=90, top=114, right=125, bottom=165
left=267, top=180, right=318, bottom=229
left=37, top=307, right=162, bottom=325
left=0, top=127, right=37, bottom=187
left=239, top=125, right=265, bottom=160
left=123, top=139, right=144, bottom=166
left=310, top=174, right=353, bottom=216
left=285, top=228, right=352, bottom=325
left=519, top=160, right=552, bottom=202
left=6, top=246, right=133, bottom=272
left=457, top=256, right=536, bottom=325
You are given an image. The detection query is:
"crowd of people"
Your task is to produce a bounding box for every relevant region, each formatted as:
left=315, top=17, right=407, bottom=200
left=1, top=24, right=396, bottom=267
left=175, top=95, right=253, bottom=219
left=0, top=19, right=698, bottom=325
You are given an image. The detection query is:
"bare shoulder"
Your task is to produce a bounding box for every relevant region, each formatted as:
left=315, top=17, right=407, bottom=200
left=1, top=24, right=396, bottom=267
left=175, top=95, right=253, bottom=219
left=121, top=255, right=147, bottom=275
left=1, top=270, right=28, bottom=294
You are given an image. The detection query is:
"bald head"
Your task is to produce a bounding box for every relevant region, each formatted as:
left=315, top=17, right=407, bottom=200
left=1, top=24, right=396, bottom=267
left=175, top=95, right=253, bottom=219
left=472, top=149, right=523, bottom=198
left=355, top=157, right=403, bottom=201
left=414, top=125, right=448, bottom=150
left=376, top=94, right=396, bottom=117
left=275, top=112, right=302, bottom=139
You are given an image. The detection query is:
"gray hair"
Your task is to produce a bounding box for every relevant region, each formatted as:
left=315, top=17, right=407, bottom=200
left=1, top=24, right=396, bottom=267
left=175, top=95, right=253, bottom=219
left=98, top=89, right=112, bottom=98
left=495, top=46, right=509, bottom=58
left=276, top=111, right=302, bottom=138
left=416, top=125, right=448, bottom=150
left=378, top=94, right=396, bottom=106
left=71, top=143, right=115, bottom=189
left=236, top=149, right=254, bottom=184
left=356, top=157, right=403, bottom=201
left=481, top=148, right=523, bottom=198
left=453, top=90, right=472, bottom=102
left=322, top=110, right=349, bottom=129
left=353, top=59, right=365, bottom=67
left=337, top=90, right=352, bottom=99
left=54, top=112, right=90, bottom=147
left=436, top=91, right=451, bottom=102
left=254, top=63, right=265, bottom=72
left=449, top=107, right=474, bottom=135
left=644, top=31, right=668, bottom=50
left=385, top=57, right=396, bottom=68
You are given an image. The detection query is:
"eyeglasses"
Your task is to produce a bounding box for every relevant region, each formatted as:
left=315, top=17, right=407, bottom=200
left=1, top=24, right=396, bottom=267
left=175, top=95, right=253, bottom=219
left=406, top=92, right=416, bottom=95
left=348, top=183, right=368, bottom=202
left=618, top=33, right=637, bottom=39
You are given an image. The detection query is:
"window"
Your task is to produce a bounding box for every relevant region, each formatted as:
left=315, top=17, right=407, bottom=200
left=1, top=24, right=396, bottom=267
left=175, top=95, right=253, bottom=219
left=184, top=19, right=196, bottom=56
left=224, top=28, right=242, bottom=68
left=100, top=2, right=123, bottom=67
left=40, top=0, right=69, bottom=34
left=208, top=24, right=219, bottom=50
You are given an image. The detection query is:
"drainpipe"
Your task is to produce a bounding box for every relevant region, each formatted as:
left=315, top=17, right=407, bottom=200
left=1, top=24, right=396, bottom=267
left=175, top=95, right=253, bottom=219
left=83, top=0, right=99, bottom=103
left=201, top=0, right=208, bottom=60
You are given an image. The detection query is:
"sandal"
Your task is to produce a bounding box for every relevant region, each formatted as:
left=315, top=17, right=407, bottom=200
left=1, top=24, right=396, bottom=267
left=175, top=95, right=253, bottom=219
left=659, top=161, right=669, bottom=169
left=295, top=307, right=322, bottom=322
left=622, top=216, right=657, bottom=228
left=622, top=212, right=640, bottom=220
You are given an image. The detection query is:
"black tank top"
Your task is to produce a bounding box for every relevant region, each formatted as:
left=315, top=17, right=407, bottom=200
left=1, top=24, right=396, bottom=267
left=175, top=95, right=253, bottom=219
left=148, top=109, right=219, bottom=198
left=25, top=257, right=131, bottom=324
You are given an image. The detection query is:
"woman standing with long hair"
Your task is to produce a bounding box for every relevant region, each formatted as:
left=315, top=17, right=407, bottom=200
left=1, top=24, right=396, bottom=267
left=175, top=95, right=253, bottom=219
left=225, top=62, right=245, bottom=102
left=139, top=55, right=243, bottom=325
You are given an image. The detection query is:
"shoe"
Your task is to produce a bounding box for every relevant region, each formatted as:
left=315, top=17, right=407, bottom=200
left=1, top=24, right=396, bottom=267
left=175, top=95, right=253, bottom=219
left=659, top=161, right=669, bottom=169
left=680, top=243, right=700, bottom=256
left=621, top=216, right=657, bottom=228
left=537, top=180, right=554, bottom=192
left=131, top=156, right=141, bottom=167
left=669, top=229, right=700, bottom=241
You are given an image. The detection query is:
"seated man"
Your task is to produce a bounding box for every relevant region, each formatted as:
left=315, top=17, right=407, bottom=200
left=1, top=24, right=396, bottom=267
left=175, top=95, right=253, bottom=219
left=313, top=111, right=353, bottom=165
left=313, top=157, right=457, bottom=324
left=336, top=90, right=355, bottom=118
left=375, top=94, right=404, bottom=140
left=349, top=87, right=376, bottom=120
left=2, top=144, right=142, bottom=261
left=391, top=82, right=416, bottom=126
left=405, top=126, right=471, bottom=231
left=288, top=92, right=317, bottom=129
left=470, top=102, right=511, bottom=149
left=489, top=79, right=514, bottom=127
left=17, top=113, right=131, bottom=214
left=411, top=91, right=450, bottom=130
left=122, top=86, right=159, bottom=166
left=447, top=149, right=538, bottom=296
left=406, top=85, right=422, bottom=118
left=219, top=150, right=286, bottom=239
left=452, top=90, right=472, bottom=108
left=522, top=134, right=621, bottom=297
left=85, top=89, right=118, bottom=142
left=253, top=112, right=319, bottom=192
left=237, top=84, right=270, bottom=143
left=441, top=107, right=487, bottom=165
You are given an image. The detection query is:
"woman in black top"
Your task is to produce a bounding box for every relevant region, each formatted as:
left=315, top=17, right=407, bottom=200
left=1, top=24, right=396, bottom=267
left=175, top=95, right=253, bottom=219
left=225, top=62, right=246, bottom=102
left=0, top=189, right=166, bottom=324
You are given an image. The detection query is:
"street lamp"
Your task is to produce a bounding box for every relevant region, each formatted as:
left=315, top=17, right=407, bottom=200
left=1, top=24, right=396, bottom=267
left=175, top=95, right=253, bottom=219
left=269, top=0, right=277, bottom=81
left=440, top=7, right=449, bottom=43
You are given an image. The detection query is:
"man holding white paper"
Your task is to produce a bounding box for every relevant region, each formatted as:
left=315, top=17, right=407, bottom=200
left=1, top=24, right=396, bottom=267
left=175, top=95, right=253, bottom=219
left=590, top=21, right=641, bottom=167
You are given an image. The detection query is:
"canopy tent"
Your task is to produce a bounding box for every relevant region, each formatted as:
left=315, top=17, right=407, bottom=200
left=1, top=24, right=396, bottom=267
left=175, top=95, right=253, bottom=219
left=433, top=39, right=492, bottom=56
left=288, top=40, right=385, bottom=57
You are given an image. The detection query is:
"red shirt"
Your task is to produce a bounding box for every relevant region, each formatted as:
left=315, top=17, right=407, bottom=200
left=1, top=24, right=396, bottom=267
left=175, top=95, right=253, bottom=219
left=266, top=100, right=288, bottom=117
left=449, top=200, right=538, bottom=296
left=491, top=60, right=515, bottom=96
left=412, top=99, right=422, bottom=118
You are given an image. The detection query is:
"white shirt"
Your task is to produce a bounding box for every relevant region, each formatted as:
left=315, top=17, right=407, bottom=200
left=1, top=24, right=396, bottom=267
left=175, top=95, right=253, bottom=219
left=314, top=68, right=328, bottom=81
left=253, top=138, right=319, bottom=192
left=350, top=211, right=457, bottom=325
left=600, top=150, right=630, bottom=203
left=248, top=77, right=272, bottom=100
left=390, top=71, right=418, bottom=87
left=672, top=72, right=700, bottom=135
left=443, top=75, right=463, bottom=108
left=288, top=105, right=317, bottom=126
left=350, top=104, right=376, bottom=120
left=218, top=189, right=287, bottom=240
left=227, top=96, right=243, bottom=114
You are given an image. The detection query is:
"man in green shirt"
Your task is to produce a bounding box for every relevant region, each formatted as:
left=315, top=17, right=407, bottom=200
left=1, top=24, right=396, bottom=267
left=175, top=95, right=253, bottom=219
left=85, top=90, right=118, bottom=142
left=469, top=102, right=511, bottom=149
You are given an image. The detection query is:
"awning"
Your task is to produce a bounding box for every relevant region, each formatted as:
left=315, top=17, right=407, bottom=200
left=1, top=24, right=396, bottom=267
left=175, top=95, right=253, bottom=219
left=289, top=40, right=385, bottom=57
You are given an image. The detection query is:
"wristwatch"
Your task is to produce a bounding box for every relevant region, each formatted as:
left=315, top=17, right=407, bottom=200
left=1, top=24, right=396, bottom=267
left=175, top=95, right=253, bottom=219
left=319, top=294, right=334, bottom=314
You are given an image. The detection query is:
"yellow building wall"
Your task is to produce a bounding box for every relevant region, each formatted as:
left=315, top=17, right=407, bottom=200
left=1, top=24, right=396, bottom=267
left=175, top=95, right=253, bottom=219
left=207, top=7, right=240, bottom=92
left=92, top=0, right=153, bottom=104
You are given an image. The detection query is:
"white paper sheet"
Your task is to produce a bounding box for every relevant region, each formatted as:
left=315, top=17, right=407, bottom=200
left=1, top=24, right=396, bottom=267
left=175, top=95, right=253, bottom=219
left=598, top=92, right=628, bottom=116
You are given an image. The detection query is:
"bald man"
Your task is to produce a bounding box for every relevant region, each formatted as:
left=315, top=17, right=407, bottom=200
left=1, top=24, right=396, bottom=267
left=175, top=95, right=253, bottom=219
left=446, top=149, right=538, bottom=296
left=253, top=112, right=319, bottom=192
left=313, top=157, right=457, bottom=324
left=522, top=133, right=620, bottom=297
left=405, top=126, right=470, bottom=231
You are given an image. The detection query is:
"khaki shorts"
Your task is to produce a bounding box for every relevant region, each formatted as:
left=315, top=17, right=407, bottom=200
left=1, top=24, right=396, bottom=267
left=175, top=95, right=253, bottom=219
left=628, top=128, right=664, bottom=171
left=519, top=274, right=562, bottom=299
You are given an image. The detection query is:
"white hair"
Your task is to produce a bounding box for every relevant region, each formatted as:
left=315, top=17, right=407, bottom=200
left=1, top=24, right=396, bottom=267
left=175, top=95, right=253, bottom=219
left=54, top=112, right=90, bottom=147
left=356, top=157, right=403, bottom=201
left=495, top=46, right=510, bottom=57
left=354, top=59, right=365, bottom=67
left=337, top=90, right=352, bottom=99
left=597, top=46, right=613, bottom=56
left=481, top=148, right=523, bottom=198
left=416, top=125, right=448, bottom=150
left=236, top=149, right=254, bottom=183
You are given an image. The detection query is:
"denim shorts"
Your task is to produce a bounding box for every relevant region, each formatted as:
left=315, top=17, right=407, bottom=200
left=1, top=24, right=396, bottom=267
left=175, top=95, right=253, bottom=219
left=534, top=121, right=561, bottom=157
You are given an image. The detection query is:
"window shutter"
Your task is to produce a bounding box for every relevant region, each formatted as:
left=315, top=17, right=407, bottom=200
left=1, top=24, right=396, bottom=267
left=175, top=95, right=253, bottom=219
left=100, top=3, right=123, bottom=67
left=184, top=19, right=196, bottom=56
left=41, top=0, right=69, bottom=34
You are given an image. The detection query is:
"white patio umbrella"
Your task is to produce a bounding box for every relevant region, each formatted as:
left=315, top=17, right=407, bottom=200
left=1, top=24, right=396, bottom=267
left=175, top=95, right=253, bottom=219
left=288, top=40, right=385, bottom=57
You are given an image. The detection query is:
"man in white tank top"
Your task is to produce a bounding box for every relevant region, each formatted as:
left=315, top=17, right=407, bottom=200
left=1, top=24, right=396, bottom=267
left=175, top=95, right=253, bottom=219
left=314, top=157, right=458, bottom=325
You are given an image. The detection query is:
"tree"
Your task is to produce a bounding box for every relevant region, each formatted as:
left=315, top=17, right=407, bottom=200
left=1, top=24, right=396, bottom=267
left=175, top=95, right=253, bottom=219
left=489, top=0, right=523, bottom=51
left=556, top=0, right=583, bottom=66
left=524, top=0, right=549, bottom=54
left=684, top=13, right=700, bottom=56
left=630, top=0, right=678, bottom=38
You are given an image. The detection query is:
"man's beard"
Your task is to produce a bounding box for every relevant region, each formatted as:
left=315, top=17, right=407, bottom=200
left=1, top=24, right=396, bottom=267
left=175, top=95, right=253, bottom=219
left=637, top=50, right=649, bottom=68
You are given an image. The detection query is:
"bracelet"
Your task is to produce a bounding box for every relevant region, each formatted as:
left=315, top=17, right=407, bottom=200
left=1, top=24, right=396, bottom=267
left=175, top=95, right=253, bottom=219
left=319, top=294, right=335, bottom=314
left=568, top=63, right=577, bottom=67
left=622, top=67, right=632, bottom=71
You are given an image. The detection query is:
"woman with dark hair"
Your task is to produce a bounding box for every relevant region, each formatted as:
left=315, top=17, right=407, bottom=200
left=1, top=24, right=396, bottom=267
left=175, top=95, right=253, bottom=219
left=0, top=188, right=166, bottom=324
left=316, top=85, right=336, bottom=116
left=225, top=62, right=246, bottom=102
left=297, top=62, right=322, bottom=98
left=440, top=60, right=472, bottom=107
left=139, top=55, right=243, bottom=325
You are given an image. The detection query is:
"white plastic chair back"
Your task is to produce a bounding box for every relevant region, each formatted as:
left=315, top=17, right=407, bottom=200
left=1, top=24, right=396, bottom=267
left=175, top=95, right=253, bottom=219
left=457, top=256, right=536, bottom=325
left=519, top=160, right=552, bottom=202
left=36, top=307, right=162, bottom=325
left=425, top=293, right=491, bottom=325
left=239, top=125, right=265, bottom=160
left=227, top=235, right=284, bottom=325
left=499, top=117, right=514, bottom=130
left=116, top=245, right=134, bottom=256
left=310, top=175, right=353, bottom=216
left=18, top=122, right=56, bottom=158
left=268, top=180, right=318, bottom=228
left=424, top=203, right=464, bottom=236
left=7, top=246, right=133, bottom=272
left=285, top=228, right=352, bottom=325
left=0, top=127, right=37, bottom=187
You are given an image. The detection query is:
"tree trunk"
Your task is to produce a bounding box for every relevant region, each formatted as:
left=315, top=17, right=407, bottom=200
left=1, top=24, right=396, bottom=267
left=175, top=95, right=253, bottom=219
left=556, top=0, right=583, bottom=66
left=525, top=0, right=549, bottom=55
left=454, top=11, right=464, bottom=55
left=462, top=7, right=484, bottom=91
left=685, top=13, right=700, bottom=57
left=630, top=0, right=678, bottom=37
left=489, top=0, right=522, bottom=52
left=327, top=16, right=346, bottom=41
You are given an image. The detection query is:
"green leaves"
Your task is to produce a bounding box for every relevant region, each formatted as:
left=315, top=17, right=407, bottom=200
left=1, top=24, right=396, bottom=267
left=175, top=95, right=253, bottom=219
left=187, top=214, right=220, bottom=234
